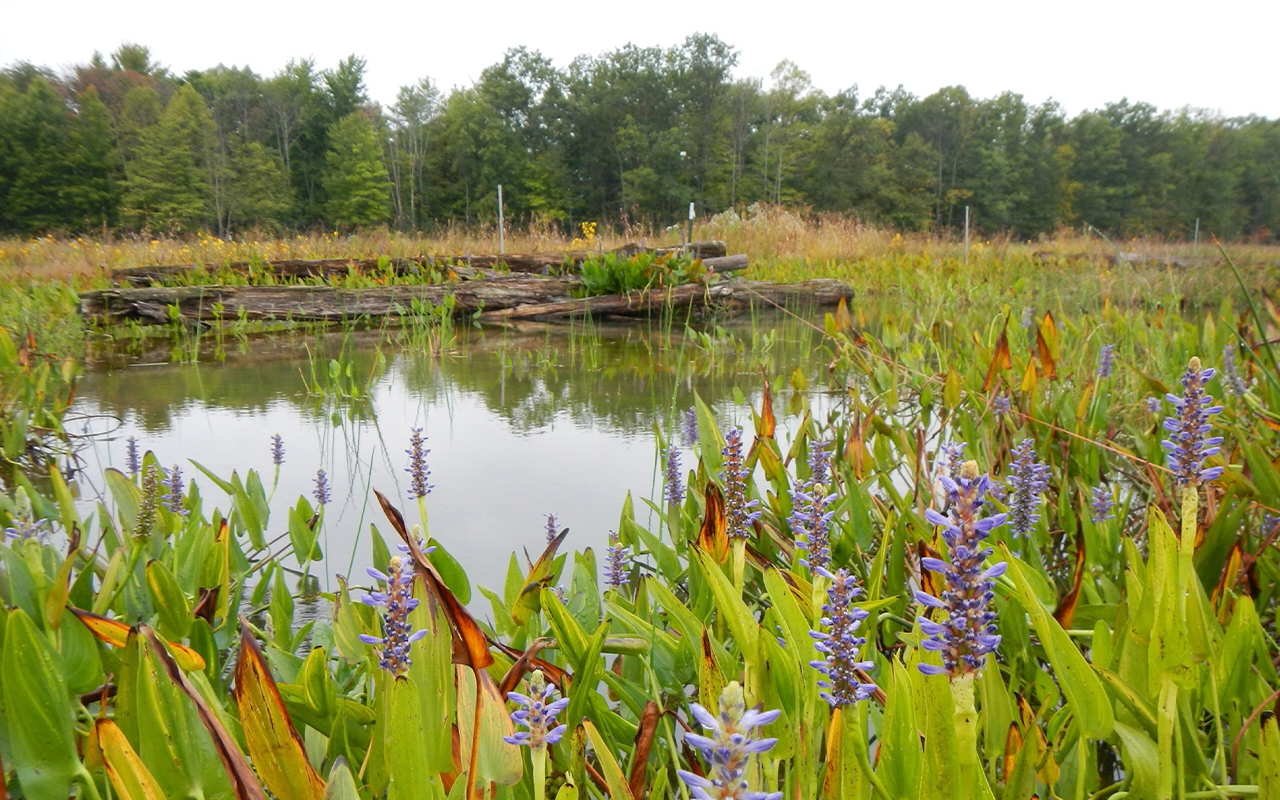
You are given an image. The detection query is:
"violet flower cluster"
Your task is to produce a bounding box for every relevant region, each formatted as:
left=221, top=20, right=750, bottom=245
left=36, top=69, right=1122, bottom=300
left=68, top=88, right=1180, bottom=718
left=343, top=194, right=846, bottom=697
left=133, top=463, right=161, bottom=538
left=1005, top=439, right=1049, bottom=541
left=1163, top=357, right=1225, bottom=487
left=1145, top=396, right=1163, bottom=414
left=544, top=512, right=560, bottom=545
left=604, top=530, right=631, bottom=590
left=1221, top=343, right=1249, bottom=398
left=313, top=469, right=331, bottom=506
left=406, top=427, right=433, bottom=500
left=125, top=436, right=141, bottom=478
left=504, top=670, right=568, bottom=749
left=790, top=439, right=834, bottom=572
left=993, top=395, right=1011, bottom=417
left=1097, top=343, right=1116, bottom=378
left=678, top=682, right=782, bottom=800
left=916, top=461, right=1008, bottom=677
left=270, top=433, right=285, bottom=466
left=938, top=441, right=966, bottom=480
left=1090, top=484, right=1115, bottom=522
left=3, top=488, right=49, bottom=542
left=665, top=444, right=685, bottom=505
left=682, top=406, right=699, bottom=447
left=164, top=465, right=185, bottom=514
left=809, top=567, right=877, bottom=707
left=359, top=555, right=427, bottom=675
left=722, top=427, right=760, bottom=541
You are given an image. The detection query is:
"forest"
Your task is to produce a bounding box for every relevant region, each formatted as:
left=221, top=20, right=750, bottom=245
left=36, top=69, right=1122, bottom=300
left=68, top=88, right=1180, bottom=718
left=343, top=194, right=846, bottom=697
left=1, top=35, right=1278, bottom=240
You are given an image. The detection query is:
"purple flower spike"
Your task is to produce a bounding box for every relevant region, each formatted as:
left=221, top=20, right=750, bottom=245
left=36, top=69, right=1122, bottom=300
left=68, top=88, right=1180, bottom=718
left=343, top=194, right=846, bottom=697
left=313, top=469, right=331, bottom=506
left=1090, top=484, right=1115, bottom=523
left=406, top=427, right=433, bottom=500
left=791, top=439, right=835, bottom=573
left=665, top=445, right=685, bottom=506
left=1006, top=439, right=1049, bottom=540
left=544, top=512, right=561, bottom=545
left=1163, top=357, right=1225, bottom=487
left=679, top=682, right=783, bottom=800
left=808, top=568, right=877, bottom=708
left=1097, top=343, right=1116, bottom=378
left=682, top=406, right=699, bottom=448
left=917, top=460, right=1006, bottom=678
left=504, top=671, right=568, bottom=749
left=1145, top=396, right=1162, bottom=414
left=993, top=395, right=1011, bottom=417
left=1221, top=343, right=1248, bottom=398
left=164, top=465, right=185, bottom=515
left=125, top=436, right=141, bottom=478
left=360, top=556, right=427, bottom=675
left=605, top=530, right=631, bottom=590
left=270, top=434, right=285, bottom=466
left=722, top=427, right=761, bottom=541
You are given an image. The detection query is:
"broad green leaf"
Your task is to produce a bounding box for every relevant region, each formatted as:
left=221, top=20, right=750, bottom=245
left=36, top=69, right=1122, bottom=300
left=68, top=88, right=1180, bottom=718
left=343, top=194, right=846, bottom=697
left=879, top=661, right=921, bottom=799
left=455, top=665, right=523, bottom=786
left=146, top=559, right=192, bottom=640
left=691, top=548, right=758, bottom=658
left=1, top=608, right=80, bottom=800
left=1001, top=546, right=1114, bottom=739
left=386, top=676, right=445, bottom=800
left=408, top=575, right=454, bottom=773
left=1114, top=722, right=1160, bottom=800
left=322, top=758, right=361, bottom=800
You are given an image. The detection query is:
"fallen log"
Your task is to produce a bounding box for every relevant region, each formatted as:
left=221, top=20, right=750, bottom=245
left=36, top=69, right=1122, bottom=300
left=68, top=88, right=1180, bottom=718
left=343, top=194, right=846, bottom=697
left=79, top=276, right=578, bottom=324
left=476, top=279, right=853, bottom=323
left=108, top=241, right=729, bottom=286
left=702, top=254, right=749, bottom=273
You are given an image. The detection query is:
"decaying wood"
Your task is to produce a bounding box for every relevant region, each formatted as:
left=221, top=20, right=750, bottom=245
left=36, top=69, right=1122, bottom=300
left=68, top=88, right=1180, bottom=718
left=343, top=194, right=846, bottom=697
left=702, top=254, right=749, bottom=273
left=80, top=273, right=848, bottom=326
left=476, top=279, right=854, bottom=323
left=79, top=276, right=578, bottom=324
left=108, top=241, right=729, bottom=286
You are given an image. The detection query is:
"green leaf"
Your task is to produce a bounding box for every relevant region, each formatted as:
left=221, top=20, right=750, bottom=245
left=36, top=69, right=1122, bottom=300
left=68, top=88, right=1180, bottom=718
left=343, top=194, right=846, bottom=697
left=322, top=758, right=362, bottom=800
left=1, top=608, right=80, bottom=800
left=455, top=665, right=523, bottom=786
left=146, top=559, right=192, bottom=640
left=387, top=676, right=445, bottom=800
left=1001, top=545, right=1114, bottom=739
left=1114, top=721, right=1161, bottom=799
left=582, top=720, right=634, bottom=800
left=408, top=575, right=454, bottom=773
left=691, top=548, right=758, bottom=659
left=879, top=661, right=921, bottom=799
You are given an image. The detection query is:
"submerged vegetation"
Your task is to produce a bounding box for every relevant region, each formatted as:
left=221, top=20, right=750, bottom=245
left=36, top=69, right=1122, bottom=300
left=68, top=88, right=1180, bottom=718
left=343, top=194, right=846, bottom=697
left=2, top=213, right=1280, bottom=797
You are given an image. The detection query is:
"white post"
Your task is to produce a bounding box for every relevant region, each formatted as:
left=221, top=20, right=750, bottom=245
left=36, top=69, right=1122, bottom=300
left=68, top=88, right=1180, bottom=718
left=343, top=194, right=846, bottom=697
left=497, top=184, right=505, bottom=255
left=687, top=202, right=695, bottom=252
left=1193, top=217, right=1200, bottom=255
left=963, top=205, right=971, bottom=266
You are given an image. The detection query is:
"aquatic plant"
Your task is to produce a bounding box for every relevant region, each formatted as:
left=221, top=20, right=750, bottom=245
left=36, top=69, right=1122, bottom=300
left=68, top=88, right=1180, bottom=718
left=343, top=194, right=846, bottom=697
left=504, top=671, right=569, bottom=749
left=682, top=406, right=699, bottom=447
left=406, top=427, right=432, bottom=499
left=605, top=529, right=630, bottom=590
left=665, top=444, right=684, bottom=505
left=1222, top=342, right=1248, bottom=397
left=358, top=556, right=427, bottom=675
left=1090, top=484, right=1115, bottom=522
left=678, top=682, right=782, bottom=800
left=125, top=435, right=141, bottom=477
left=790, top=439, right=833, bottom=572
left=809, top=567, right=876, bottom=707
left=917, top=461, right=1007, bottom=677
left=1005, top=439, right=1049, bottom=541
left=1097, top=343, right=1115, bottom=378
left=164, top=465, right=184, bottom=514
left=722, top=427, right=760, bottom=541
left=313, top=468, right=332, bottom=505
left=271, top=433, right=285, bottom=465
left=1163, top=356, right=1225, bottom=487
left=544, top=512, right=560, bottom=544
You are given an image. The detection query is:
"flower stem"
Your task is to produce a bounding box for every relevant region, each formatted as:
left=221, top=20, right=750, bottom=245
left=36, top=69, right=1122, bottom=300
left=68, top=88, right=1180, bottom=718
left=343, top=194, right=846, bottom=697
left=952, top=672, right=979, bottom=800
left=533, top=745, right=547, bottom=800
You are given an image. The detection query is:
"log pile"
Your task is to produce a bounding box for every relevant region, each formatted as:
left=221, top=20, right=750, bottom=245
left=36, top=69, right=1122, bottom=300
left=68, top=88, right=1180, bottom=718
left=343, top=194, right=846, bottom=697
left=79, top=275, right=852, bottom=325
left=108, top=241, right=732, bottom=286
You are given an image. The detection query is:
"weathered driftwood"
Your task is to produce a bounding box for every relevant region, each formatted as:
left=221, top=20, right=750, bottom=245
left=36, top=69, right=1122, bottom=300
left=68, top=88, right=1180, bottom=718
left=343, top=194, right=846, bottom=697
left=476, top=279, right=854, bottom=323
left=80, top=273, right=846, bottom=326
left=702, top=254, right=749, bottom=273
left=108, top=241, right=730, bottom=286
left=79, top=276, right=578, bottom=324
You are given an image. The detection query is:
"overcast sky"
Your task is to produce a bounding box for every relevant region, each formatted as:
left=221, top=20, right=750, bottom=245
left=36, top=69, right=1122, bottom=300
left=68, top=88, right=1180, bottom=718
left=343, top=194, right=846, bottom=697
left=1, top=0, right=1276, bottom=119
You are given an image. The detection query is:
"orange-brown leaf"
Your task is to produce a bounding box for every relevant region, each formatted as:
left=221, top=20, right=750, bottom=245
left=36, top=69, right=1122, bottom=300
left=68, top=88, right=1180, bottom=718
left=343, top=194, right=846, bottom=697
left=70, top=608, right=206, bottom=671
left=495, top=638, right=565, bottom=696
left=983, top=318, right=1013, bottom=392
left=1036, top=313, right=1058, bottom=380
left=1212, top=540, right=1244, bottom=614
left=1053, top=521, right=1086, bottom=628
left=1003, top=722, right=1023, bottom=783
left=759, top=372, right=776, bottom=439
left=628, top=701, right=661, bottom=800
left=233, top=619, right=325, bottom=800
left=698, top=483, right=729, bottom=564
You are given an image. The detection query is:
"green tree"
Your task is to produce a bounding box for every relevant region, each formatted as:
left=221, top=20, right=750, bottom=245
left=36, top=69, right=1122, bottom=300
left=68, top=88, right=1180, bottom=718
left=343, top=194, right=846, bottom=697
left=66, top=86, right=123, bottom=228
left=224, top=140, right=290, bottom=231
left=3, top=77, right=81, bottom=231
left=121, top=83, right=217, bottom=232
left=322, top=112, right=391, bottom=227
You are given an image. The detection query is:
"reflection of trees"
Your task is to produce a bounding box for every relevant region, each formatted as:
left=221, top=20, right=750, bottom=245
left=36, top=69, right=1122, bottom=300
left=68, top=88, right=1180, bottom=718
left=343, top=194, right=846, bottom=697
left=77, top=313, right=835, bottom=437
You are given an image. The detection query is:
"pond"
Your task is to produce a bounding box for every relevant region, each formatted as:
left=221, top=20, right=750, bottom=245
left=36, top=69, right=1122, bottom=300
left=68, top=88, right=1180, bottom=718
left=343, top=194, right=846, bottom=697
left=67, top=311, right=845, bottom=600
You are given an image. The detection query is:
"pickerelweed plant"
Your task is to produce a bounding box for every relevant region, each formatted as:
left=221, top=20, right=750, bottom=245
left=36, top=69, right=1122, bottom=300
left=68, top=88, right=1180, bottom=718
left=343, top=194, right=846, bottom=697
left=6, top=277, right=1280, bottom=800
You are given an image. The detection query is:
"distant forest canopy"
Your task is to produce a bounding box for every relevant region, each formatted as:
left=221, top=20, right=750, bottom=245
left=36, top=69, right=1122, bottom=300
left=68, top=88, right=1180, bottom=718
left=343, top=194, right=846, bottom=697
left=1, top=38, right=1278, bottom=241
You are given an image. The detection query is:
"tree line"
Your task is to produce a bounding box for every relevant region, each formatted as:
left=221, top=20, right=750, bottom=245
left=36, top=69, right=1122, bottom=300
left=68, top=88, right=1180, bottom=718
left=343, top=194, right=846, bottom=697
left=1, top=38, right=1277, bottom=240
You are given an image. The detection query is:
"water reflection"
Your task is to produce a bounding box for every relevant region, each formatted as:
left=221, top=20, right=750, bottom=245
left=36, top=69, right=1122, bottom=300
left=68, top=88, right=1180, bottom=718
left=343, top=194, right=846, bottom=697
left=72, top=314, right=839, bottom=599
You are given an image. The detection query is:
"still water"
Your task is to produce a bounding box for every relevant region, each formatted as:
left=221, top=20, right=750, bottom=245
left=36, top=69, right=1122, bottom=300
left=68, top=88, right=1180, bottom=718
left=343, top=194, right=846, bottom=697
left=69, top=314, right=839, bottom=599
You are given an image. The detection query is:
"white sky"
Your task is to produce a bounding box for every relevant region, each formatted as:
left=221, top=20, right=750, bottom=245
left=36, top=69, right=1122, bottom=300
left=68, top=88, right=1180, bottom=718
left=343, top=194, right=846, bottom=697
left=1, top=0, right=1276, bottom=119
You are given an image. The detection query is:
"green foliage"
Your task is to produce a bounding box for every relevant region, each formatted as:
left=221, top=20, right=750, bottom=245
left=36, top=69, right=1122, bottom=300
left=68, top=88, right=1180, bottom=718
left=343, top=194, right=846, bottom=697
left=322, top=112, right=392, bottom=229
left=122, top=84, right=216, bottom=232
left=577, top=251, right=702, bottom=296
